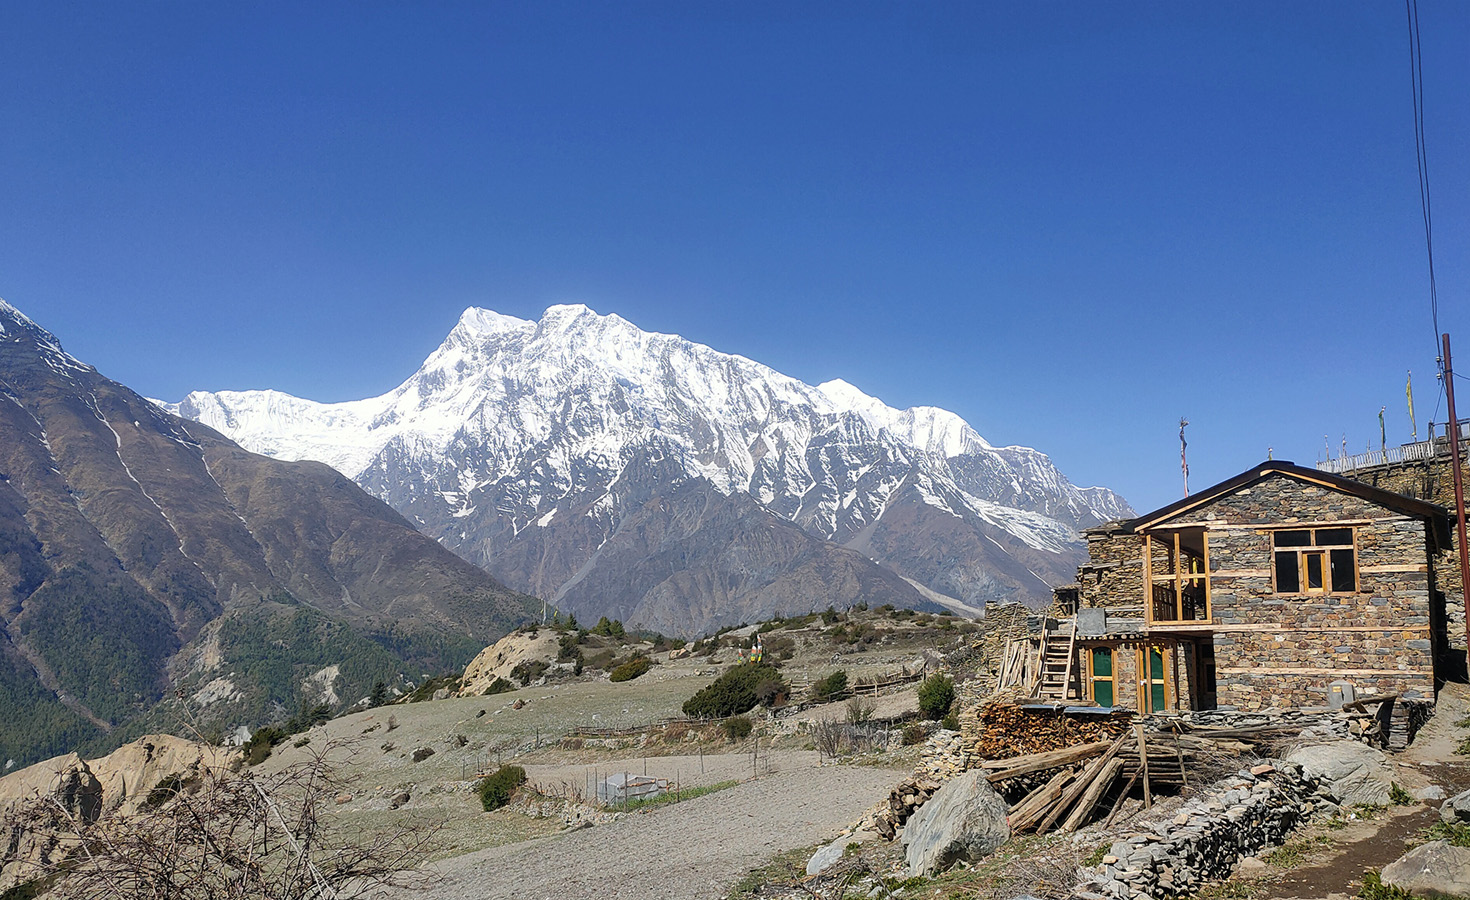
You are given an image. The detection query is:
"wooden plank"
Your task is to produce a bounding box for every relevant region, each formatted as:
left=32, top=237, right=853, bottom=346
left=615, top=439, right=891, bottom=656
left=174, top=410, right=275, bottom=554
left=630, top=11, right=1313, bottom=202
left=1060, top=757, right=1124, bottom=833
left=1102, top=764, right=1143, bottom=827
left=1008, top=770, right=1074, bottom=831
left=1216, top=666, right=1433, bottom=676
left=981, top=741, right=1112, bottom=781
left=1135, top=724, right=1151, bottom=808
left=1037, top=734, right=1130, bottom=833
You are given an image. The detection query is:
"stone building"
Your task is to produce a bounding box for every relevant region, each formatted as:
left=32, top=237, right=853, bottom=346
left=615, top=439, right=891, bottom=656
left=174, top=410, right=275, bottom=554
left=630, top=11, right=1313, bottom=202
left=1045, top=460, right=1454, bottom=712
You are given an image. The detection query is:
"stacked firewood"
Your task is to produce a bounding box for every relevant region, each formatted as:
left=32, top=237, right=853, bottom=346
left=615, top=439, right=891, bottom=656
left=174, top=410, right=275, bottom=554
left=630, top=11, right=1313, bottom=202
left=966, top=701, right=1133, bottom=760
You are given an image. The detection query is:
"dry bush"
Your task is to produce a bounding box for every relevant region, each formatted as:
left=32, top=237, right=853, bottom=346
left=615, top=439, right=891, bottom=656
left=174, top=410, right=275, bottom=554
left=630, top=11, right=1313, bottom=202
left=4, top=743, right=440, bottom=900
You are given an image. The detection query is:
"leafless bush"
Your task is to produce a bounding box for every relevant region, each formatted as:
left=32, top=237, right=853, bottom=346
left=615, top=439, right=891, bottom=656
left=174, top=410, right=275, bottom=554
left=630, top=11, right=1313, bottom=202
left=4, top=743, right=441, bottom=899
left=845, top=695, right=875, bottom=725
left=811, top=718, right=878, bottom=759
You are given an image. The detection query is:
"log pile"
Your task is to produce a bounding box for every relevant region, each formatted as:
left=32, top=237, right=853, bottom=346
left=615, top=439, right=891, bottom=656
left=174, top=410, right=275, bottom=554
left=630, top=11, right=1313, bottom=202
left=966, top=701, right=1133, bottom=760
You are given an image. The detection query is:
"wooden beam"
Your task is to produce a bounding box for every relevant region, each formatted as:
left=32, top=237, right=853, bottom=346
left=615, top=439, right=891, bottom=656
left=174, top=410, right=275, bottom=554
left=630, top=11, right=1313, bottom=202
left=1134, top=724, right=1151, bottom=808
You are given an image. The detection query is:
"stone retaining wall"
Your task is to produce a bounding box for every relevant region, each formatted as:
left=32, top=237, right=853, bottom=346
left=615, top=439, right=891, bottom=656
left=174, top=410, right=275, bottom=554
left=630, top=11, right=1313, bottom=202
left=1072, top=761, right=1327, bottom=900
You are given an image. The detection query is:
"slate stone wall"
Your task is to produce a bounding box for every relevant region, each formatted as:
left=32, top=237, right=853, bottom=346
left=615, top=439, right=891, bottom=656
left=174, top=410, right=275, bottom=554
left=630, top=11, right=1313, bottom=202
left=1201, top=476, right=1434, bottom=708
left=1337, top=454, right=1465, bottom=656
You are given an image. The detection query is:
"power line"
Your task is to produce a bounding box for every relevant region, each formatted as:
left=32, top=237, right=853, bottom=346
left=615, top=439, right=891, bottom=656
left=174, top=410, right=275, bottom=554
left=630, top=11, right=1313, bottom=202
left=1405, top=0, right=1442, bottom=358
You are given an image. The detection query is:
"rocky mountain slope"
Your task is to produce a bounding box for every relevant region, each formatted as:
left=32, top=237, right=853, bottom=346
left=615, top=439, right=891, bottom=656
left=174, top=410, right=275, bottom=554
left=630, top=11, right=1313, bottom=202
left=168, top=304, right=1131, bottom=634
left=0, top=301, right=537, bottom=768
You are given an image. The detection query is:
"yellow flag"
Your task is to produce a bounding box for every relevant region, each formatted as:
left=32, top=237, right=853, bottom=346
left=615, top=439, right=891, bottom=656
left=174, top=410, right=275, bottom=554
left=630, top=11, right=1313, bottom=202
left=1407, top=371, right=1416, bottom=441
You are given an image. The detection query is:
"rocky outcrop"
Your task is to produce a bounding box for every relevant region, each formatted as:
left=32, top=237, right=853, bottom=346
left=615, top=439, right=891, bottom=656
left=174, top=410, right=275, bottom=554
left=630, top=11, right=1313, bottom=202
left=1381, top=840, right=1470, bottom=897
left=0, top=735, right=233, bottom=892
left=1283, top=740, right=1393, bottom=807
left=901, top=770, right=1009, bottom=877
left=457, top=629, right=563, bottom=696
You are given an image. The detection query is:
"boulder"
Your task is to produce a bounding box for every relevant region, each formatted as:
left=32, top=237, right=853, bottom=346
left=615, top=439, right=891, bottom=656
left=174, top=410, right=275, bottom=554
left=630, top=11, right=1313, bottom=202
left=1283, top=741, right=1392, bottom=806
left=806, top=840, right=846, bottom=876
left=1413, top=784, right=1447, bottom=803
left=902, top=770, right=1009, bottom=877
left=1381, top=840, right=1470, bottom=897
left=1441, top=787, right=1470, bottom=824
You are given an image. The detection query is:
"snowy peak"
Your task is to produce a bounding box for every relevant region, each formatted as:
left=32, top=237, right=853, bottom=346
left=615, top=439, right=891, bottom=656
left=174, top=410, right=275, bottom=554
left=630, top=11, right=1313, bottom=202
left=0, top=298, right=95, bottom=378
left=168, top=302, right=1132, bottom=617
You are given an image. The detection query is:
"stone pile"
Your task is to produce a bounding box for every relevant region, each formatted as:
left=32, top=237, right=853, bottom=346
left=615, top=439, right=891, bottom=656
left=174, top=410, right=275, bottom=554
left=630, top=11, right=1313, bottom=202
left=1071, top=761, right=1328, bottom=900
left=917, top=729, right=970, bottom=780
left=1177, top=696, right=1432, bottom=750
left=865, top=774, right=944, bottom=839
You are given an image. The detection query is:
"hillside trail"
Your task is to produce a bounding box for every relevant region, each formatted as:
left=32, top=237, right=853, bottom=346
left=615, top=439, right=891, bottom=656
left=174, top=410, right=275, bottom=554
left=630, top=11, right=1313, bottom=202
left=1262, top=682, right=1470, bottom=900
left=392, top=763, right=902, bottom=900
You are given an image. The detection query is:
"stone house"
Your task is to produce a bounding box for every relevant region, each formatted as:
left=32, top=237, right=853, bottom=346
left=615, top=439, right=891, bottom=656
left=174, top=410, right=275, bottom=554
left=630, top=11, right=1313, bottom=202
left=1047, top=460, right=1454, bottom=712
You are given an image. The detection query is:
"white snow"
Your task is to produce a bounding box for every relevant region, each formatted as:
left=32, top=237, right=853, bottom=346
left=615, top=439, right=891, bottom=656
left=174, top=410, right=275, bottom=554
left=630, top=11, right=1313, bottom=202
left=166, top=302, right=1132, bottom=564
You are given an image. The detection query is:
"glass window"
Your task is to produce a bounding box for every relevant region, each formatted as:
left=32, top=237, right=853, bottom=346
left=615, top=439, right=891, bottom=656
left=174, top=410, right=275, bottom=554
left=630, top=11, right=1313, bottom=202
left=1273, top=527, right=1356, bottom=594
left=1274, top=530, right=1311, bottom=547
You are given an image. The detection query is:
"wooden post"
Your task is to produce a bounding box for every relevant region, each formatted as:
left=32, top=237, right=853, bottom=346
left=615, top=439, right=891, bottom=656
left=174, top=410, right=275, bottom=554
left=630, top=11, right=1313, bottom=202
left=1134, top=724, right=1152, bottom=808
left=1442, top=334, right=1470, bottom=668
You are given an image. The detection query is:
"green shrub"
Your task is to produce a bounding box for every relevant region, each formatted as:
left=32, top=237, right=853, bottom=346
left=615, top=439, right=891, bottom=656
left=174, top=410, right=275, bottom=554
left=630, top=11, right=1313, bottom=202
left=241, top=726, right=287, bottom=766
left=813, top=670, right=848, bottom=703
left=609, top=655, right=652, bottom=682
left=917, top=674, right=955, bottom=721
left=476, top=764, right=527, bottom=811
left=821, top=606, right=839, bottom=625
left=722, top=715, right=754, bottom=741
left=511, top=659, right=550, bottom=686
left=1359, top=869, right=1412, bottom=900
left=683, top=663, right=788, bottom=718
left=941, top=713, right=960, bottom=731
left=1389, top=782, right=1413, bottom=806
left=591, top=616, right=625, bottom=637
left=483, top=676, right=515, bottom=695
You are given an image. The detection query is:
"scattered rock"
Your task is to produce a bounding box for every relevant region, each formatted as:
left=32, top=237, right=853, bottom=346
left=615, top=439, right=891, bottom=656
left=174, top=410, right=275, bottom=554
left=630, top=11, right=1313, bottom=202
left=1283, top=741, right=1393, bottom=806
left=1236, top=856, right=1268, bottom=876
left=1441, top=787, right=1470, bottom=824
left=432, top=688, right=451, bottom=701
left=807, top=839, right=847, bottom=876
left=1412, top=784, right=1446, bottom=802
left=1381, top=840, right=1470, bottom=897
left=389, top=791, right=411, bottom=809
left=334, top=793, right=352, bottom=805
left=411, top=747, right=436, bottom=762
left=902, top=770, right=1009, bottom=877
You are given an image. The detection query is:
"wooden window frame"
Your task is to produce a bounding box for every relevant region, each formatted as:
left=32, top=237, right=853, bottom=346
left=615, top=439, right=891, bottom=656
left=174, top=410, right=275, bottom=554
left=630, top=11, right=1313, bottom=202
left=1269, top=527, right=1359, bottom=597
left=1142, top=532, right=1212, bottom=624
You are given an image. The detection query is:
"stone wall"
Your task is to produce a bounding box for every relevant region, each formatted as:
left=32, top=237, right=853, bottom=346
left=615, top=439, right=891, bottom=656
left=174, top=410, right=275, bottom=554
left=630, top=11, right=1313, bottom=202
left=1078, top=528, right=1148, bottom=612
left=1197, top=476, right=1435, bottom=707
left=1072, top=761, right=1325, bottom=900
left=1337, top=453, right=1466, bottom=658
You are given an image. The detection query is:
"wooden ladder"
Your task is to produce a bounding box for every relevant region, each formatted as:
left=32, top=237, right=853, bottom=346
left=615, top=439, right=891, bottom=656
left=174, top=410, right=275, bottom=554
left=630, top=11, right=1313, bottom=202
left=1034, top=623, right=1078, bottom=702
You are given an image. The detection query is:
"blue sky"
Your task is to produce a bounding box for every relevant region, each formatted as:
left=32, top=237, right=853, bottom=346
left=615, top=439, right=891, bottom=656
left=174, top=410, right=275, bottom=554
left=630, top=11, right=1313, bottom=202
left=1, top=2, right=1466, bottom=513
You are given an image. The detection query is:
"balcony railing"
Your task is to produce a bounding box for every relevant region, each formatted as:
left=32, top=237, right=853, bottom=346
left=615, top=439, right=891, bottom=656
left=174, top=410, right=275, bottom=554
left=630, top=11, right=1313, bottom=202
left=1318, top=419, right=1470, bottom=475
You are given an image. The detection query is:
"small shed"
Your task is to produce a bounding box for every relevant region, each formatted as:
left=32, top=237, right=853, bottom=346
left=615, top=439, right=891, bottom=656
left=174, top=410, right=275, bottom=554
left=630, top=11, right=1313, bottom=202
left=596, top=772, right=668, bottom=806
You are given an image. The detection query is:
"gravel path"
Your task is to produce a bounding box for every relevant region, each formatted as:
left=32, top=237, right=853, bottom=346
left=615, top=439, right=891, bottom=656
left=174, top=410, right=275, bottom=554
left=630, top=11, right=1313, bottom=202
left=395, top=764, right=902, bottom=900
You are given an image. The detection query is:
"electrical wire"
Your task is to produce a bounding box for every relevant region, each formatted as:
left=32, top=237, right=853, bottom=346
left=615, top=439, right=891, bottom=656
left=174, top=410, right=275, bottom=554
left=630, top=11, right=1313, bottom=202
left=1406, top=0, right=1442, bottom=361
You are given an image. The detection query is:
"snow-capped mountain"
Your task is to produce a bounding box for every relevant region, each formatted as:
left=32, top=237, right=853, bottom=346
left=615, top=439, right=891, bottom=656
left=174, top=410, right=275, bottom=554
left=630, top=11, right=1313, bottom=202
left=165, top=304, right=1131, bottom=634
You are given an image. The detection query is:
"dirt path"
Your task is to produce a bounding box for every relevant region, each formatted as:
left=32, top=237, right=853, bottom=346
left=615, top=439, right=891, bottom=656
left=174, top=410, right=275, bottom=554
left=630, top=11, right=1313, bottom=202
left=393, top=764, right=901, bottom=900
left=1255, top=684, right=1470, bottom=900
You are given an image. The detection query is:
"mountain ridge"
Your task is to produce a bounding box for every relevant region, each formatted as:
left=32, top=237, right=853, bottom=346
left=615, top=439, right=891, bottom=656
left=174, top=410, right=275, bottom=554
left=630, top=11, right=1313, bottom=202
left=0, top=300, right=538, bottom=767
left=165, top=303, right=1132, bottom=634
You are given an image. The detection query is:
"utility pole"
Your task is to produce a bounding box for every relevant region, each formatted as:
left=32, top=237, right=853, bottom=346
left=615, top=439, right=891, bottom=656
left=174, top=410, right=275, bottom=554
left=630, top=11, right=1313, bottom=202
left=1441, top=334, right=1470, bottom=663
